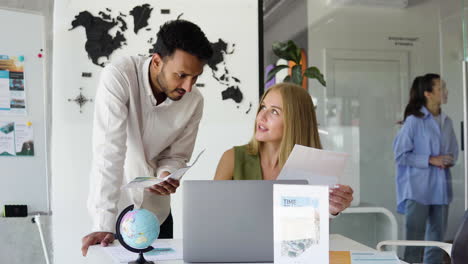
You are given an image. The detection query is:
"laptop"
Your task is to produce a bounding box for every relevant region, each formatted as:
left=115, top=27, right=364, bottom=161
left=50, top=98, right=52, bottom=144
left=183, top=180, right=308, bottom=263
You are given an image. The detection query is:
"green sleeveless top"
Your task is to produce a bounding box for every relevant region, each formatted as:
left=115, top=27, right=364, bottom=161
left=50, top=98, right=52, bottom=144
left=233, top=145, right=263, bottom=180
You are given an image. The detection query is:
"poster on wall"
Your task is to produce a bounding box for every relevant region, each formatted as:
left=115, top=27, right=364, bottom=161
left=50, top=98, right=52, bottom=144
left=0, top=121, right=34, bottom=156
left=0, top=55, right=27, bottom=115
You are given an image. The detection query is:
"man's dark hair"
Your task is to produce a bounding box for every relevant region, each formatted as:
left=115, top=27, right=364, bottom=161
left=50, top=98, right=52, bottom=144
left=152, top=20, right=213, bottom=61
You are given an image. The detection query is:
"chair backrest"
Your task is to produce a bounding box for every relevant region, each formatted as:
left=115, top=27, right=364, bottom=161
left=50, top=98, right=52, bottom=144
left=451, top=209, right=468, bottom=264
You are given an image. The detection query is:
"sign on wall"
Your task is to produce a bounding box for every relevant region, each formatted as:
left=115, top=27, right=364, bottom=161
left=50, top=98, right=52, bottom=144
left=0, top=121, right=34, bottom=156
left=0, top=55, right=27, bottom=116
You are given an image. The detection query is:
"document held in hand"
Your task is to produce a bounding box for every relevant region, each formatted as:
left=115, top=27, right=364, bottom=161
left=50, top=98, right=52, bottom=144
left=122, top=149, right=205, bottom=189
left=277, top=144, right=349, bottom=186
left=274, top=184, right=329, bottom=264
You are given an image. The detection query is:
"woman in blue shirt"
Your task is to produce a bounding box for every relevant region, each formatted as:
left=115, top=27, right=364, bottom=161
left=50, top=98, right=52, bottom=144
left=393, top=73, right=458, bottom=264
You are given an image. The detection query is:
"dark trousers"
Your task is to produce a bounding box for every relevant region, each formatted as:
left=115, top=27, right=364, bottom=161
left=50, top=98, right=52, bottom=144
left=158, top=211, right=173, bottom=239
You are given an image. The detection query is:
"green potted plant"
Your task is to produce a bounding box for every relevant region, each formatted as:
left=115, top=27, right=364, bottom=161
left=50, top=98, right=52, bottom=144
left=266, top=40, right=326, bottom=87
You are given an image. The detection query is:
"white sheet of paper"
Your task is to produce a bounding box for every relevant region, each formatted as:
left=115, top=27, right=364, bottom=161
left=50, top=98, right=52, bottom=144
left=121, top=176, right=165, bottom=189
left=122, top=149, right=205, bottom=189
left=277, top=144, right=349, bottom=186
left=102, top=239, right=183, bottom=263
left=274, top=184, right=329, bottom=264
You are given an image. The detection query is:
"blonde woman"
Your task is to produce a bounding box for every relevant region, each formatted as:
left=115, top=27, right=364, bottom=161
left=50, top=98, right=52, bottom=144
left=214, top=83, right=353, bottom=216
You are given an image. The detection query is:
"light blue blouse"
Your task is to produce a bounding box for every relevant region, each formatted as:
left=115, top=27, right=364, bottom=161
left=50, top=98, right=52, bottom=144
left=393, top=106, right=459, bottom=214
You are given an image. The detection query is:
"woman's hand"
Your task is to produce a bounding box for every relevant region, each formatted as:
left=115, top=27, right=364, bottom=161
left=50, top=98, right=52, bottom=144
left=329, top=184, right=354, bottom=216
left=429, top=155, right=453, bottom=169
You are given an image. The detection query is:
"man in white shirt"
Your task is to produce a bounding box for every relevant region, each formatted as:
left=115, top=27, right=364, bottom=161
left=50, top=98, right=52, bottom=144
left=81, top=20, right=213, bottom=256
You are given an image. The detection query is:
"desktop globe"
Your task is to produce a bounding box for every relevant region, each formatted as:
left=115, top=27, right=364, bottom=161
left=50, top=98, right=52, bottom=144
left=120, top=208, right=160, bottom=249
left=115, top=205, right=160, bottom=264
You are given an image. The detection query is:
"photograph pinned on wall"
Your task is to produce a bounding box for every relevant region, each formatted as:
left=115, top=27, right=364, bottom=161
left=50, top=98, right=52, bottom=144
left=273, top=184, right=329, bottom=264
left=0, top=121, right=34, bottom=156
left=0, top=55, right=27, bottom=115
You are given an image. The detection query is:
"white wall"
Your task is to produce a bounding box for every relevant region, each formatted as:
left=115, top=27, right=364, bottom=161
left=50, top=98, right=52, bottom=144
left=51, top=0, right=259, bottom=263
left=0, top=0, right=54, bottom=175
left=0, top=216, right=51, bottom=264
left=0, top=1, right=54, bottom=264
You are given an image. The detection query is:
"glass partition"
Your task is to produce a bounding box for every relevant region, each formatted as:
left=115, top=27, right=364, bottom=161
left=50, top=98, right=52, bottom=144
left=264, top=0, right=467, bottom=262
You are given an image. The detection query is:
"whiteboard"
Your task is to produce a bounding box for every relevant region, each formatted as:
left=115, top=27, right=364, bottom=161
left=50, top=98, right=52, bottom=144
left=0, top=9, right=48, bottom=214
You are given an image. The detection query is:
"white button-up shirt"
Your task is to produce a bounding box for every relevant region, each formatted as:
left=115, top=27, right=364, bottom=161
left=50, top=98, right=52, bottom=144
left=87, top=56, right=203, bottom=232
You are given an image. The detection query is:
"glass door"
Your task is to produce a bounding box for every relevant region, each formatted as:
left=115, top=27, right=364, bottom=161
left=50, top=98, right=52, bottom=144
left=462, top=0, right=468, bottom=210
left=263, top=1, right=467, bottom=262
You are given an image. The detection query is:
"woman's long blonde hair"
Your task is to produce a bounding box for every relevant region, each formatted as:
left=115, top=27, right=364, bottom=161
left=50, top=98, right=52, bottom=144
left=247, top=82, right=322, bottom=167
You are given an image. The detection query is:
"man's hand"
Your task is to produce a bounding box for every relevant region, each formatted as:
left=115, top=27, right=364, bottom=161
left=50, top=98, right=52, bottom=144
left=329, top=184, right=354, bottom=216
left=146, top=171, right=180, bottom=195
left=81, top=232, right=114, bottom=256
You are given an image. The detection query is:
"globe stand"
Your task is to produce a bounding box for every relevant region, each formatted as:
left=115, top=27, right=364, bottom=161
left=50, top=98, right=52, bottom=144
left=129, top=252, right=154, bottom=264
left=116, top=205, right=156, bottom=264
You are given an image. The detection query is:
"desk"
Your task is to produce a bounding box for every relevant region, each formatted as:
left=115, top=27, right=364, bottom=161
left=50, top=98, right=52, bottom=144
left=89, top=234, right=407, bottom=263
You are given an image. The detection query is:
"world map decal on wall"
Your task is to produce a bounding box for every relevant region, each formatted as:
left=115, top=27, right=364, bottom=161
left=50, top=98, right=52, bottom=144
left=69, top=4, right=245, bottom=106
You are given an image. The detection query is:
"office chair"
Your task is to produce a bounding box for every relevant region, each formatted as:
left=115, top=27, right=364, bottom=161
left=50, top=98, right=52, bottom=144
left=451, top=209, right=468, bottom=264
left=376, top=209, right=468, bottom=264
